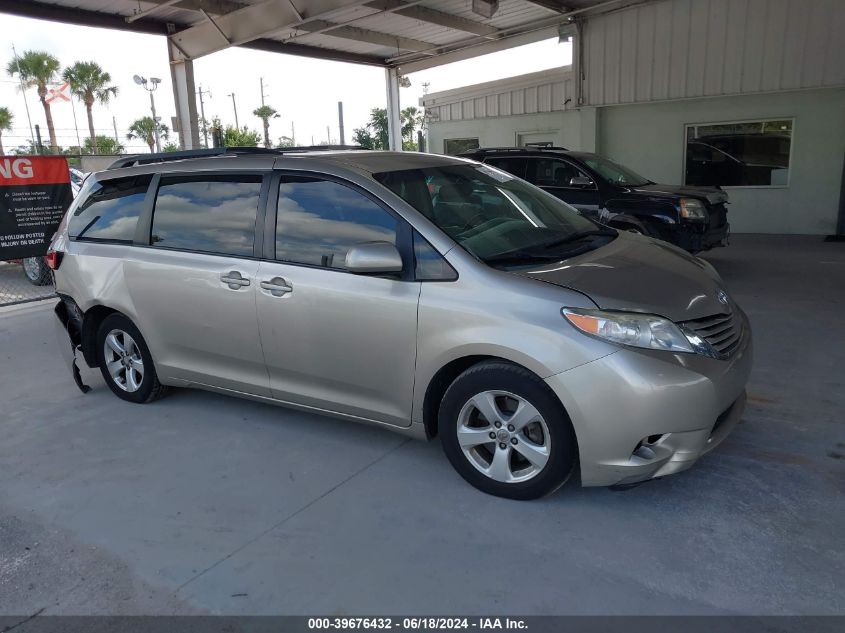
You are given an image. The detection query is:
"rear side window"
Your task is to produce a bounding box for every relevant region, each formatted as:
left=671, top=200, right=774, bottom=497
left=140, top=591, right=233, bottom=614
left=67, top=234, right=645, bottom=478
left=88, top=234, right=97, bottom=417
left=484, top=157, right=527, bottom=179
left=275, top=177, right=398, bottom=269
left=69, top=175, right=151, bottom=242
left=151, top=175, right=262, bottom=257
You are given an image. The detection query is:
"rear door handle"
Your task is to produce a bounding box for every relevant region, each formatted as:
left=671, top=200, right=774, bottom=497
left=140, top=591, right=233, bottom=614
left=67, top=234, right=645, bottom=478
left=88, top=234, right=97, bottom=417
left=260, top=277, right=293, bottom=297
left=221, top=271, right=250, bottom=289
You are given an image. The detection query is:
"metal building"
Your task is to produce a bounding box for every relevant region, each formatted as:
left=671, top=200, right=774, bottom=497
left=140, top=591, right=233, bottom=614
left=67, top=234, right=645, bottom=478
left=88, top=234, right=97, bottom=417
left=423, top=0, right=845, bottom=235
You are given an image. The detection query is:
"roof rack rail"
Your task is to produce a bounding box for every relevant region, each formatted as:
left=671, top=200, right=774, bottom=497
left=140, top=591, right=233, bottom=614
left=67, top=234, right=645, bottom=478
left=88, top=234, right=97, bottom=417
left=107, top=145, right=366, bottom=170
left=469, top=146, right=569, bottom=154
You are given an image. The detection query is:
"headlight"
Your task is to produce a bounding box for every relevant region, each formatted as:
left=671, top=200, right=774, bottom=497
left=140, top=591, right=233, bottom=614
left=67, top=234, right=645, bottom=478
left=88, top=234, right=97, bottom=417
left=679, top=198, right=706, bottom=221
left=562, top=308, right=694, bottom=353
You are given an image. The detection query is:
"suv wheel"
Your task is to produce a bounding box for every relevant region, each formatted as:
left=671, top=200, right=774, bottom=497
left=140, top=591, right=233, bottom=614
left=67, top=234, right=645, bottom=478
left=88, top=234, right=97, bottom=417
left=22, top=257, right=51, bottom=286
left=95, top=314, right=168, bottom=404
left=439, top=361, right=576, bottom=499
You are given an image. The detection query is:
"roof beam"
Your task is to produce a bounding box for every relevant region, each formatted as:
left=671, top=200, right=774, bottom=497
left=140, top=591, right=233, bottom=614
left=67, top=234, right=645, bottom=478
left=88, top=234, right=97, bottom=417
left=364, top=1, right=499, bottom=38
left=169, top=0, right=373, bottom=58
left=523, top=1, right=572, bottom=13
left=296, top=19, right=437, bottom=52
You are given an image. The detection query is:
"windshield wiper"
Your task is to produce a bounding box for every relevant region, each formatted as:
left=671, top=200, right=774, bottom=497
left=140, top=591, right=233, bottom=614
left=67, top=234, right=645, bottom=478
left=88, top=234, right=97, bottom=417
left=538, top=228, right=616, bottom=250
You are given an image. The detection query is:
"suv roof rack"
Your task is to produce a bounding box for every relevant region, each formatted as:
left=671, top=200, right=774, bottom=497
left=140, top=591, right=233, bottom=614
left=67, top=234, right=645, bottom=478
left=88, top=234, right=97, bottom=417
left=107, top=145, right=366, bottom=170
left=466, top=146, right=568, bottom=154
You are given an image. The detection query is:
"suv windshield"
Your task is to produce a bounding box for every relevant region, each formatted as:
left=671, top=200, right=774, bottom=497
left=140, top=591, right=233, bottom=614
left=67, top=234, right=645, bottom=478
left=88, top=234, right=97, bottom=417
left=580, top=154, right=651, bottom=187
left=374, top=163, right=613, bottom=267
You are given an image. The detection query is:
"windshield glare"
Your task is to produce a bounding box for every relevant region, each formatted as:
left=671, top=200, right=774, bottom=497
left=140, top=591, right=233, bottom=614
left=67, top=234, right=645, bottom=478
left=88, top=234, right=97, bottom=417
left=374, top=164, right=604, bottom=264
left=581, top=155, right=650, bottom=187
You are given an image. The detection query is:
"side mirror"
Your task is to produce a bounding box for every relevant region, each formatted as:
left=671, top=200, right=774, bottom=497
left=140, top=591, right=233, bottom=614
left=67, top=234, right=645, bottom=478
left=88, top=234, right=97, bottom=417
left=345, top=242, right=403, bottom=274
left=569, top=176, right=594, bottom=188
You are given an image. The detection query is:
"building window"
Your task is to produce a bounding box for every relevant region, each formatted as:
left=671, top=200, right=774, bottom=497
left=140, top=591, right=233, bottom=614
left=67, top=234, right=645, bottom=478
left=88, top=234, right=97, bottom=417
left=443, top=138, right=479, bottom=155
left=685, top=119, right=792, bottom=187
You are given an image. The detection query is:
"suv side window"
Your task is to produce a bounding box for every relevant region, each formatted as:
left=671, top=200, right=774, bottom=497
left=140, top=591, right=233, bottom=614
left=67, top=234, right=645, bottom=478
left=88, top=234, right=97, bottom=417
left=526, top=158, right=593, bottom=188
left=484, top=157, right=527, bottom=179
left=151, top=175, right=262, bottom=257
left=69, top=174, right=152, bottom=242
left=276, top=177, right=398, bottom=270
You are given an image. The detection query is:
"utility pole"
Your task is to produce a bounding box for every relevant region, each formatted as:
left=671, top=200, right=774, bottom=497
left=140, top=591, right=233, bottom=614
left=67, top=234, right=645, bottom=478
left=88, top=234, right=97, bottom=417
left=291, top=122, right=295, bottom=145
left=327, top=126, right=331, bottom=145
left=228, top=93, right=239, bottom=129
left=197, top=85, right=211, bottom=147
left=337, top=101, right=345, bottom=146
left=113, top=116, right=119, bottom=146
left=260, top=77, right=268, bottom=107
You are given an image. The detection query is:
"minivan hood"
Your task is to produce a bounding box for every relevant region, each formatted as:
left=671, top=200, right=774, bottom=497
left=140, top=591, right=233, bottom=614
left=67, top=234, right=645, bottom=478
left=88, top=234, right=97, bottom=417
left=514, top=233, right=728, bottom=322
left=631, top=183, right=728, bottom=205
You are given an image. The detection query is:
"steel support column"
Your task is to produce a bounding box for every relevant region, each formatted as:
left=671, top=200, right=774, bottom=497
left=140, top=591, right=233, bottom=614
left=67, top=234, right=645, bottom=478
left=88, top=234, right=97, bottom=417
left=168, top=34, right=200, bottom=150
left=385, top=67, right=402, bottom=152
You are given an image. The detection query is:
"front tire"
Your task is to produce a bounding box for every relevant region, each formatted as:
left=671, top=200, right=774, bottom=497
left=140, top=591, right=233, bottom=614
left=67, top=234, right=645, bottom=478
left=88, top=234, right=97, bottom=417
left=95, top=314, right=167, bottom=403
left=439, top=361, right=576, bottom=500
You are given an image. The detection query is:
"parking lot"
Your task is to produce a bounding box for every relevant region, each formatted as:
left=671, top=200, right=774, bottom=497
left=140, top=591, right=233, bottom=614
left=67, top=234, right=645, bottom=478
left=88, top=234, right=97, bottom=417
left=1, top=235, right=843, bottom=616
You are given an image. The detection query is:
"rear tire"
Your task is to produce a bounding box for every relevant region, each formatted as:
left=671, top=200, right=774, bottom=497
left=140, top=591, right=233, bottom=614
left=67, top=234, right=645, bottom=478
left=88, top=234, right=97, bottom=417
left=439, top=361, right=576, bottom=500
left=22, top=257, right=51, bottom=286
left=95, top=314, right=168, bottom=404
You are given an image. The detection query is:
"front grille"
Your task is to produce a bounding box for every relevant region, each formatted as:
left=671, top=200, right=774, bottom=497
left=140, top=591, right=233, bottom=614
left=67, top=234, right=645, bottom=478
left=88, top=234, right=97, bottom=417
left=709, top=204, right=728, bottom=227
left=681, top=311, right=743, bottom=358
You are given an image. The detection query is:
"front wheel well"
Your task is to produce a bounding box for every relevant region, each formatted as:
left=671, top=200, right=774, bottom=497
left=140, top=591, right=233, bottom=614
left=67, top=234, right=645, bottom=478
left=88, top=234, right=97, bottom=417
left=422, top=356, right=563, bottom=439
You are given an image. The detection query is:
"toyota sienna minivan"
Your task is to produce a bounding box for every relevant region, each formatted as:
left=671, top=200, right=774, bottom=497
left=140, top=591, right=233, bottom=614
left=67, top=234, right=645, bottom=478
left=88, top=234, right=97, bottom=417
left=49, top=148, right=752, bottom=499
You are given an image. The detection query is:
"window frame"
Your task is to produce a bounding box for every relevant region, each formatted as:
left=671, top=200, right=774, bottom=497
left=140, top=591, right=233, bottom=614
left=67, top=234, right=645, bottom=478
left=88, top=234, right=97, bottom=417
left=264, top=170, right=416, bottom=282
left=522, top=156, right=598, bottom=191
left=142, top=170, right=271, bottom=259
left=683, top=117, right=795, bottom=190
left=67, top=173, right=155, bottom=246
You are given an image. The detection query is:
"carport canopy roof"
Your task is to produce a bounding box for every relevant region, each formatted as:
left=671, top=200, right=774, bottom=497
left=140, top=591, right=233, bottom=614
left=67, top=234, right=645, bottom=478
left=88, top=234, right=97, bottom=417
left=0, top=0, right=635, bottom=73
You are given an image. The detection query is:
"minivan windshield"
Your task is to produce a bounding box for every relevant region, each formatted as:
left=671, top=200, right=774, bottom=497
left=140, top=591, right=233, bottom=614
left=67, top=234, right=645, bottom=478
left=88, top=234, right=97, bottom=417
left=579, top=154, right=651, bottom=187
left=374, top=163, right=614, bottom=267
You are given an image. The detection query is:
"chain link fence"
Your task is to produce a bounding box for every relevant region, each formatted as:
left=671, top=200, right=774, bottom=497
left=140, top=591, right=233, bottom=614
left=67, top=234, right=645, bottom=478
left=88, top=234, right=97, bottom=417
left=0, top=259, right=56, bottom=307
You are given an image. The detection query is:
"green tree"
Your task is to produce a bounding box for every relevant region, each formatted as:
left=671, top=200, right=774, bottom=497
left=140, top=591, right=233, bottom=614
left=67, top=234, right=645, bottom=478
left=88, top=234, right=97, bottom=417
left=0, top=106, right=12, bottom=155
left=127, top=116, right=169, bottom=153
left=222, top=125, right=261, bottom=147
left=252, top=105, right=279, bottom=148
left=62, top=61, right=118, bottom=154
left=82, top=134, right=124, bottom=155
left=276, top=135, right=295, bottom=148
left=6, top=50, right=61, bottom=153
left=401, top=106, right=424, bottom=151
left=162, top=141, right=181, bottom=152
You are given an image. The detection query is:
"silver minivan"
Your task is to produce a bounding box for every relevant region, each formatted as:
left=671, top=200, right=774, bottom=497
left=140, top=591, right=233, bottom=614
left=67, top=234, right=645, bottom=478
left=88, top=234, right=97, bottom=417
left=50, top=149, right=752, bottom=499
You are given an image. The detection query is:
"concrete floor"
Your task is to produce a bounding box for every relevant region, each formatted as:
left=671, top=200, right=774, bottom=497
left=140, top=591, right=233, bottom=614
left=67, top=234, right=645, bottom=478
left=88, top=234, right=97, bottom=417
left=1, top=235, right=843, bottom=616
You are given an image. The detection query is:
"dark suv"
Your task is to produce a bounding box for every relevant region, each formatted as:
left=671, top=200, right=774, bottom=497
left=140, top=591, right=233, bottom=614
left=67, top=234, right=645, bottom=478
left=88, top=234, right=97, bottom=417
left=459, top=147, right=730, bottom=252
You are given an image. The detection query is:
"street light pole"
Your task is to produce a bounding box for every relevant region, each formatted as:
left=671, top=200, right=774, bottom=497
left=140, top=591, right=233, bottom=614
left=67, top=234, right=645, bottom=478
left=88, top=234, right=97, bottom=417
left=134, top=74, right=162, bottom=152
left=228, top=92, right=239, bottom=129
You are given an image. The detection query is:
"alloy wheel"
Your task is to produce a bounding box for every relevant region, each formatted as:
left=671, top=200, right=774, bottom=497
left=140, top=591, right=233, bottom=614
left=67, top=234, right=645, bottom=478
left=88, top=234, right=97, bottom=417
left=456, top=390, right=551, bottom=483
left=103, top=329, right=144, bottom=392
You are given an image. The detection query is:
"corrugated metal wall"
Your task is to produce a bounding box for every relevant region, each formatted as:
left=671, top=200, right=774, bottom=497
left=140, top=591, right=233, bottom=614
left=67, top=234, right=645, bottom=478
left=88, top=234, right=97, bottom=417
left=583, top=0, right=845, bottom=106
left=422, top=68, right=575, bottom=122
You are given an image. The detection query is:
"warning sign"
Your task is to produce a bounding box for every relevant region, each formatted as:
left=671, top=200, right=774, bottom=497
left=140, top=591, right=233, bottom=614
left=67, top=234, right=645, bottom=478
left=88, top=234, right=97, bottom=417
left=0, top=156, right=73, bottom=259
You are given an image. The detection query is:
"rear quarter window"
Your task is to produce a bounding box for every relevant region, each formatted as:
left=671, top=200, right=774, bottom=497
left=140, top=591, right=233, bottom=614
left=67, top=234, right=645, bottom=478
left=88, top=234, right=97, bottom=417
left=68, top=175, right=152, bottom=242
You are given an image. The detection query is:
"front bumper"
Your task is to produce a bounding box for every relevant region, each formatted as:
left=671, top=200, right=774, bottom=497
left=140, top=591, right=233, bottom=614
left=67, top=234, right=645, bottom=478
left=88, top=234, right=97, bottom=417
left=671, top=221, right=730, bottom=252
left=545, top=310, right=752, bottom=487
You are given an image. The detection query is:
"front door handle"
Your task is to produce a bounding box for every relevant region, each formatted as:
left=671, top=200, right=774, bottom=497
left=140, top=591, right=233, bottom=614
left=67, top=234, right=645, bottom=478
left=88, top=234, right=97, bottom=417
left=221, top=271, right=250, bottom=289
left=260, top=277, right=293, bottom=297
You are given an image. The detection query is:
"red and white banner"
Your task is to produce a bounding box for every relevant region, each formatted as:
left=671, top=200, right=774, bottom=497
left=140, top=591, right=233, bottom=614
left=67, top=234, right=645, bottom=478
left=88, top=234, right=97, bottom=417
left=0, top=156, right=73, bottom=259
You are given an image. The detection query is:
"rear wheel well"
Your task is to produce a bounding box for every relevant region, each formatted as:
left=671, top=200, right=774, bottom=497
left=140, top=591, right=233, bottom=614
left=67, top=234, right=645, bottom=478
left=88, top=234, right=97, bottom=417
left=81, top=305, right=118, bottom=368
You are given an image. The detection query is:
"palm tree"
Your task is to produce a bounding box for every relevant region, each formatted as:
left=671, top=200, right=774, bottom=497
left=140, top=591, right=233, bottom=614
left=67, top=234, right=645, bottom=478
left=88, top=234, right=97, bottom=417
left=0, top=107, right=12, bottom=155
left=62, top=61, right=118, bottom=154
left=252, top=105, right=279, bottom=148
left=127, top=116, right=169, bottom=153
left=6, top=51, right=61, bottom=153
